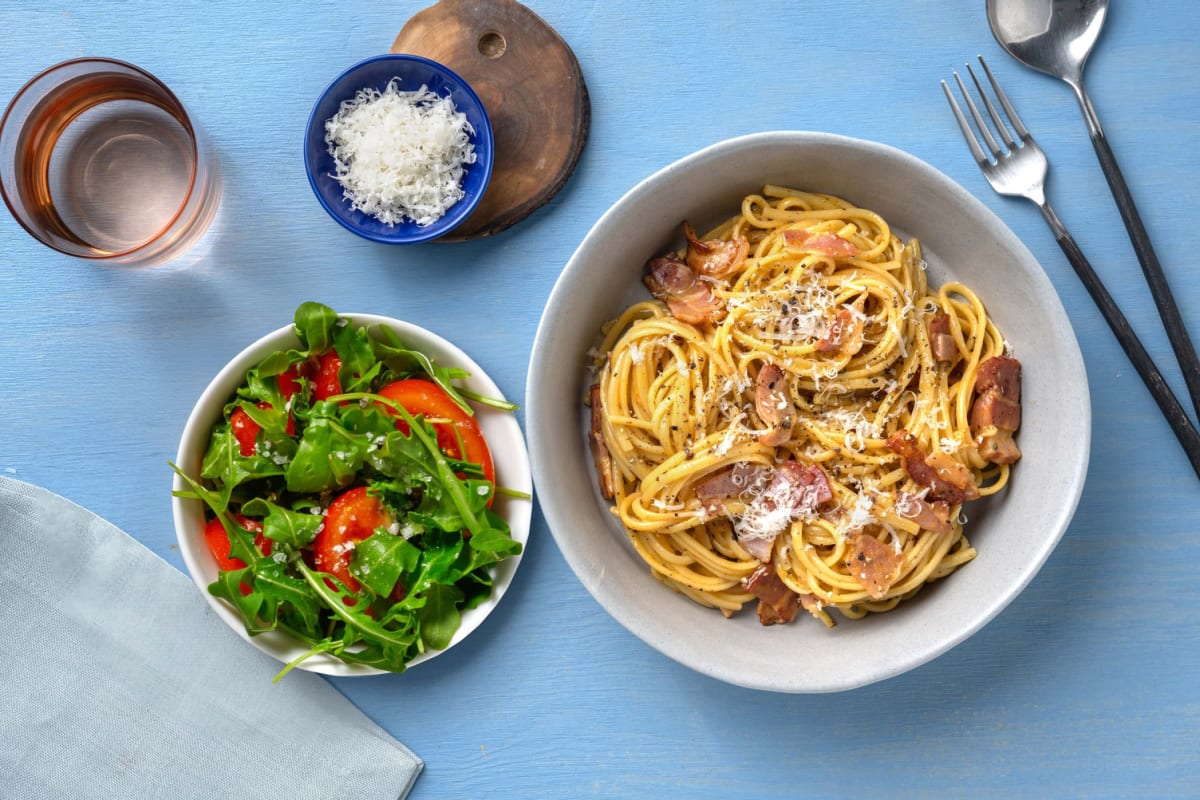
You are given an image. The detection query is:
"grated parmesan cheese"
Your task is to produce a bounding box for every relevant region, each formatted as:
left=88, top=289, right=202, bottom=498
left=324, top=79, right=477, bottom=227
left=843, top=491, right=877, bottom=534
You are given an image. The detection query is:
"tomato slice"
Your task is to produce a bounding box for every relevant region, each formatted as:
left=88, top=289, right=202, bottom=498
left=230, top=406, right=261, bottom=457
left=229, top=368, right=301, bottom=456
left=203, top=515, right=271, bottom=595
left=313, top=350, right=342, bottom=401
left=203, top=515, right=270, bottom=570
left=312, top=486, right=393, bottom=592
left=377, top=379, right=495, bottom=487
left=278, top=365, right=302, bottom=400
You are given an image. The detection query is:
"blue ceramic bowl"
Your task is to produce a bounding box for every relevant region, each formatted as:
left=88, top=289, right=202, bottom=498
left=304, top=54, right=493, bottom=244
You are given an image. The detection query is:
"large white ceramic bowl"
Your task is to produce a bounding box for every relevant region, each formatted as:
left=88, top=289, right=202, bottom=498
left=527, top=131, right=1090, bottom=692
left=173, top=313, right=532, bottom=676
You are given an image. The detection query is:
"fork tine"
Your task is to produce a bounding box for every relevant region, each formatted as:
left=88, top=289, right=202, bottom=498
left=952, top=71, right=1002, bottom=159
left=966, top=61, right=1016, bottom=151
left=941, top=79, right=990, bottom=165
left=977, top=55, right=1030, bottom=139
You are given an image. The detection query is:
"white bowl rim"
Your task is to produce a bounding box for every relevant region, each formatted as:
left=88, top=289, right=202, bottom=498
left=172, top=312, right=532, bottom=677
left=527, top=130, right=1091, bottom=692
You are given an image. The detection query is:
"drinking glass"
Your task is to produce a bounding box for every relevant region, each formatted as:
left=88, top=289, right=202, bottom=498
left=0, top=58, right=221, bottom=267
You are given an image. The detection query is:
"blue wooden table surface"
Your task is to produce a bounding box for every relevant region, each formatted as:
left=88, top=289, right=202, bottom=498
left=2, top=2, right=1197, bottom=797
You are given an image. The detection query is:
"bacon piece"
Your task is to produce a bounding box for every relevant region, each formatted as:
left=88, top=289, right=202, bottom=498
left=697, top=461, right=832, bottom=520
left=798, top=592, right=825, bottom=620
left=739, top=534, right=776, bottom=564
left=970, top=356, right=1022, bottom=464
left=894, top=491, right=953, bottom=534
left=771, top=461, right=835, bottom=515
left=708, top=461, right=834, bottom=562
left=927, top=313, right=957, bottom=362
left=782, top=228, right=861, bottom=258
left=755, top=364, right=794, bottom=446
left=978, top=429, right=1021, bottom=464
left=976, top=356, right=1021, bottom=399
left=643, top=254, right=726, bottom=325
left=972, top=390, right=1021, bottom=432
left=815, top=297, right=866, bottom=356
left=588, top=385, right=615, bottom=500
left=925, top=449, right=980, bottom=501
left=693, top=462, right=767, bottom=515
left=738, top=462, right=834, bottom=560
left=742, top=564, right=800, bottom=625
left=885, top=430, right=977, bottom=505
left=846, top=532, right=902, bottom=600
left=682, top=222, right=748, bottom=279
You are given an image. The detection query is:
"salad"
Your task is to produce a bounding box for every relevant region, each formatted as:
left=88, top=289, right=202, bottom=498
left=173, top=302, right=523, bottom=676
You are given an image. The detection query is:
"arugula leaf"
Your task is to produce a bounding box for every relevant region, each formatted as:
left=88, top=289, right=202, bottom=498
left=285, top=413, right=363, bottom=493
left=388, top=404, right=484, bottom=534
left=454, top=387, right=519, bottom=413
left=296, top=562, right=422, bottom=654
left=240, top=402, right=293, bottom=443
left=340, top=403, right=397, bottom=442
left=294, top=301, right=339, bottom=353
left=408, top=479, right=491, bottom=535
left=332, top=318, right=380, bottom=394
left=456, top=570, right=495, bottom=611
left=239, top=366, right=284, bottom=408
left=466, top=522, right=523, bottom=568
left=199, top=423, right=282, bottom=490
left=241, top=497, right=324, bottom=548
left=255, top=348, right=302, bottom=379
left=171, top=460, right=232, bottom=517
left=373, top=328, right=521, bottom=413
left=209, top=567, right=269, bottom=627
left=415, top=583, right=463, bottom=651
left=350, top=531, right=420, bottom=597
left=373, top=329, right=474, bottom=416
left=404, top=528, right=466, bottom=597
left=254, top=561, right=322, bottom=633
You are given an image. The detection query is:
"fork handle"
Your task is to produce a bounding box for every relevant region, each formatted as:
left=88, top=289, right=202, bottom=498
left=1074, top=83, right=1200, bottom=419
left=1040, top=202, right=1200, bottom=480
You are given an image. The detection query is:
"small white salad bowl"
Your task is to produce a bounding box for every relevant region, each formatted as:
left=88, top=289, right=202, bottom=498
left=172, top=313, right=531, bottom=676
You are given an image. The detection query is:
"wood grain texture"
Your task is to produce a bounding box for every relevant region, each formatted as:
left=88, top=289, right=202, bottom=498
left=391, top=0, right=589, bottom=240
left=0, top=2, right=1198, bottom=798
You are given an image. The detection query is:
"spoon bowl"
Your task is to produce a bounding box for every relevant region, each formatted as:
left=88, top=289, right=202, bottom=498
left=986, top=0, right=1107, bottom=87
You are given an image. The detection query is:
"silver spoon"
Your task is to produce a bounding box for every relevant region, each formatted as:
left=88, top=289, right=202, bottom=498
left=987, top=0, right=1200, bottom=418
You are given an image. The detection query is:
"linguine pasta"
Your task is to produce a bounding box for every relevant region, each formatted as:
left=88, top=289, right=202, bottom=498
left=587, top=186, right=1021, bottom=627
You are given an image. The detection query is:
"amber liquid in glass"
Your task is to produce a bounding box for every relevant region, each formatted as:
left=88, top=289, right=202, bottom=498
left=15, top=70, right=196, bottom=256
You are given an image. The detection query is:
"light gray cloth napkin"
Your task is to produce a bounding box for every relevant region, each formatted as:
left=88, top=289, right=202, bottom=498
left=0, top=476, right=422, bottom=800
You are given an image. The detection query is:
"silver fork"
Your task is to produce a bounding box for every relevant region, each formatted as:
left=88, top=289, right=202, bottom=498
left=943, top=56, right=1200, bottom=479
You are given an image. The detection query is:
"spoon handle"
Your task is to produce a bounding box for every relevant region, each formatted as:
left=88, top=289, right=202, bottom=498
left=1038, top=200, right=1200, bottom=480
left=1073, top=83, right=1200, bottom=420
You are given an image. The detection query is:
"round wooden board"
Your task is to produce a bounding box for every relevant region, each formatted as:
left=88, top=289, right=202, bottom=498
left=391, top=0, right=590, bottom=241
